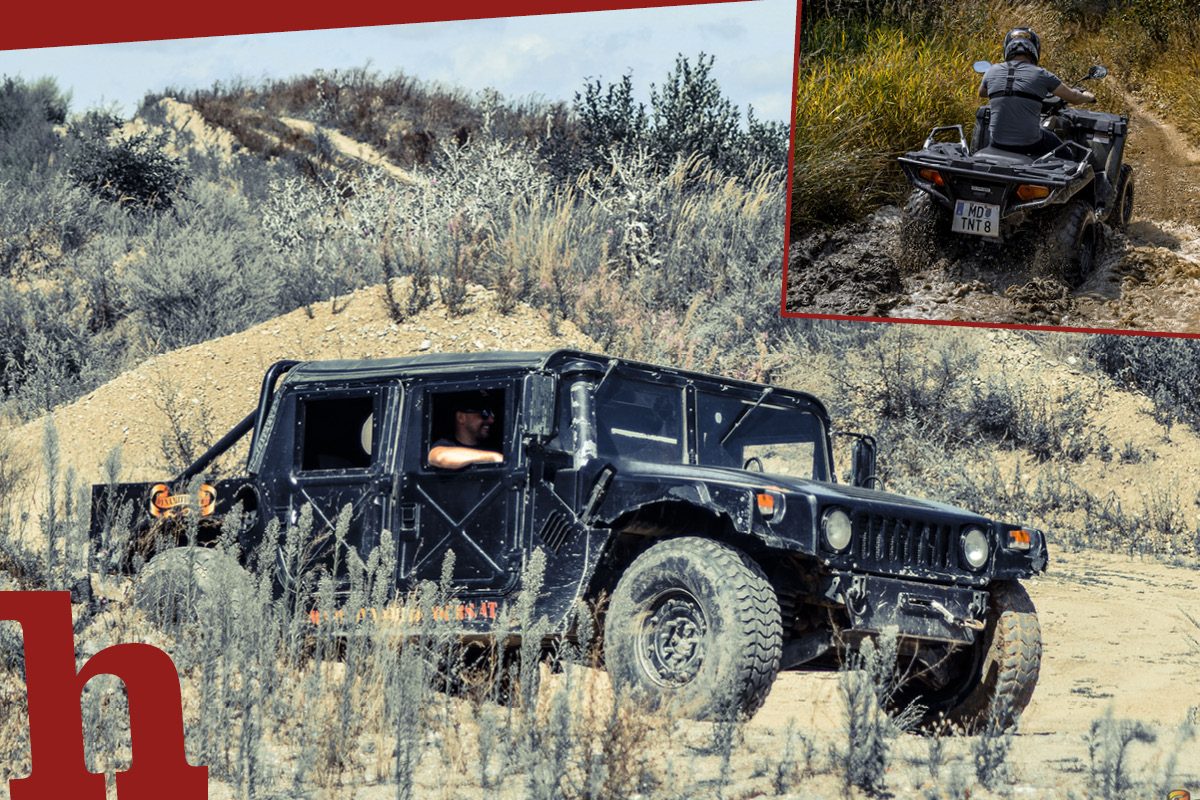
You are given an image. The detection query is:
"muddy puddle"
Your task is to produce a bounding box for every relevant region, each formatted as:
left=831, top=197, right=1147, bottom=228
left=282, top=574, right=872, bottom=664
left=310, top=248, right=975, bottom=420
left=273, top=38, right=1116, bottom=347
left=787, top=207, right=1200, bottom=329
left=787, top=102, right=1200, bottom=332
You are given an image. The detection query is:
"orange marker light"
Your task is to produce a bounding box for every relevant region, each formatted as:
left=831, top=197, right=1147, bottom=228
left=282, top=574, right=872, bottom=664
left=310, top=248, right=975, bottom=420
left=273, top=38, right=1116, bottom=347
left=1016, top=184, right=1050, bottom=202
left=756, top=492, right=776, bottom=518
left=1007, top=529, right=1033, bottom=550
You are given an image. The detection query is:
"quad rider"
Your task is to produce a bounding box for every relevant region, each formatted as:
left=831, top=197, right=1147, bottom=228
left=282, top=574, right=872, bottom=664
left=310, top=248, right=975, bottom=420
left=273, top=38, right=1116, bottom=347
left=978, top=28, right=1096, bottom=158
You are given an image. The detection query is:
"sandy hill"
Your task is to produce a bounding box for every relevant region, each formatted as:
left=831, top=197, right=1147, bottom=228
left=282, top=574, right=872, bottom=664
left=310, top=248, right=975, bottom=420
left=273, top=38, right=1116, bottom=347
left=4, top=280, right=595, bottom=515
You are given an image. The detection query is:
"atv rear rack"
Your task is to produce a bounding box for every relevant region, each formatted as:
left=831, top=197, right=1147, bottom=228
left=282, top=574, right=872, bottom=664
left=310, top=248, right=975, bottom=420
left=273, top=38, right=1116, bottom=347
left=899, top=145, right=1091, bottom=187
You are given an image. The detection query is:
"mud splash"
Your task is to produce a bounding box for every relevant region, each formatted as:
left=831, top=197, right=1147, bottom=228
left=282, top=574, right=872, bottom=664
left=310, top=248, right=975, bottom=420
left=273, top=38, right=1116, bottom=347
left=787, top=103, right=1200, bottom=332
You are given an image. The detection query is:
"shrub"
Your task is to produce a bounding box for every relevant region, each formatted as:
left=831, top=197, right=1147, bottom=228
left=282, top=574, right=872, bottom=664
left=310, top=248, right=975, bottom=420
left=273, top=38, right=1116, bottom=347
left=1086, top=335, right=1200, bottom=428
left=67, top=112, right=190, bottom=212
left=123, top=182, right=281, bottom=348
left=1086, top=710, right=1157, bottom=799
left=574, top=54, right=789, bottom=179
left=0, top=76, right=67, bottom=177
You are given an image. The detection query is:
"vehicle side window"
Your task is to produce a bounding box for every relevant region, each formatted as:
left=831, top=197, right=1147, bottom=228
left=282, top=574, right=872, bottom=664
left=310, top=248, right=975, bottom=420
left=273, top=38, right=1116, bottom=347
left=297, top=394, right=377, bottom=471
left=595, top=379, right=684, bottom=463
left=424, top=386, right=509, bottom=468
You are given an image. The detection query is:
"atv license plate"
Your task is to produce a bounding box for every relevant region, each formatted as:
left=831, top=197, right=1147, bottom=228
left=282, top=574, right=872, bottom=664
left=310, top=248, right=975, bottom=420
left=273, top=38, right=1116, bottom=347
left=952, top=200, right=1000, bottom=238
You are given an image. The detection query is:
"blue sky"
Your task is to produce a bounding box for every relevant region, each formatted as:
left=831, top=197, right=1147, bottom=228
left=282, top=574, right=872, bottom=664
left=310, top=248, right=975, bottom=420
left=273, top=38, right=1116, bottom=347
left=0, top=1, right=797, bottom=122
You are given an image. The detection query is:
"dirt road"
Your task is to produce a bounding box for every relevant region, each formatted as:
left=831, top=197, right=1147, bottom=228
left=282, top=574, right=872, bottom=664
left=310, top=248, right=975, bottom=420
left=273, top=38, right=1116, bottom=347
left=787, top=101, right=1200, bottom=331
left=747, top=548, right=1200, bottom=795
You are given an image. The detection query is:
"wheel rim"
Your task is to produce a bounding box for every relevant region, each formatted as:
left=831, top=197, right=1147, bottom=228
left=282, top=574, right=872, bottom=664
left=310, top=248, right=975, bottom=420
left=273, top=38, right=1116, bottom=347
left=636, top=589, right=709, bottom=687
left=890, top=638, right=985, bottom=723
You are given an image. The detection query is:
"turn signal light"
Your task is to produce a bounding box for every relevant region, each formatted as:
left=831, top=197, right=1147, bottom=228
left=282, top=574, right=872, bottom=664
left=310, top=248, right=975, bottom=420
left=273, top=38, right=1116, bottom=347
left=918, top=168, right=945, bottom=187
left=1016, top=184, right=1050, bottom=201
left=756, top=492, right=777, bottom=518
left=1007, top=529, right=1033, bottom=550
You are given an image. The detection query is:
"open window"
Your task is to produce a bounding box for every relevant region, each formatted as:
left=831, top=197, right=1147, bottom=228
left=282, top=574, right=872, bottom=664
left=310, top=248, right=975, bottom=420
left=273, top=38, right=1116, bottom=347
left=424, top=386, right=509, bottom=468
left=296, top=392, right=379, bottom=472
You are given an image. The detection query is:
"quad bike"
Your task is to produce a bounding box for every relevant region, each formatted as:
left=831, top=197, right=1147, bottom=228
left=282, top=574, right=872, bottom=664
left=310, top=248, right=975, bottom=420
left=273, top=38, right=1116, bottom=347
left=898, top=63, right=1134, bottom=285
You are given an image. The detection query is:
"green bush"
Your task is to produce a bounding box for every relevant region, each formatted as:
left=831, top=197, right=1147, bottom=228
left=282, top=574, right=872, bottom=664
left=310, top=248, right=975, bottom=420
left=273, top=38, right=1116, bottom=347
left=1085, top=335, right=1200, bottom=427
left=573, top=54, right=789, bottom=179
left=67, top=112, right=190, bottom=212
left=124, top=183, right=281, bottom=348
left=0, top=76, right=67, bottom=176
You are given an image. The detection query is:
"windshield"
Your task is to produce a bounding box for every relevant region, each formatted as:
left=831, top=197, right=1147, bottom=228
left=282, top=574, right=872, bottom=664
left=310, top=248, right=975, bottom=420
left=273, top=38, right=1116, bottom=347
left=696, top=390, right=829, bottom=481
left=584, top=375, right=830, bottom=479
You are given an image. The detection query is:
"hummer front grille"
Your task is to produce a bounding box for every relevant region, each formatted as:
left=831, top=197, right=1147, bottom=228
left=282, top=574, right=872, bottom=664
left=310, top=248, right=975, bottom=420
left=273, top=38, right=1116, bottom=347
left=851, top=511, right=961, bottom=573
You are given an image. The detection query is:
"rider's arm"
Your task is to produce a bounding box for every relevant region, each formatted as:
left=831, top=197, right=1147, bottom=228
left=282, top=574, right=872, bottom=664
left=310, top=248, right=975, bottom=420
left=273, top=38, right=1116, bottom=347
left=428, top=446, right=504, bottom=469
left=978, top=79, right=989, bottom=99
left=1052, top=84, right=1096, bottom=104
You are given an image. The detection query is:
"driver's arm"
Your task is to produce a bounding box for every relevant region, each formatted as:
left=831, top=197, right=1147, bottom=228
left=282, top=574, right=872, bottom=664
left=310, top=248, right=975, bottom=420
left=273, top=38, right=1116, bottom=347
left=428, top=446, right=504, bottom=470
left=1052, top=84, right=1096, bottom=104
left=978, top=79, right=989, bottom=99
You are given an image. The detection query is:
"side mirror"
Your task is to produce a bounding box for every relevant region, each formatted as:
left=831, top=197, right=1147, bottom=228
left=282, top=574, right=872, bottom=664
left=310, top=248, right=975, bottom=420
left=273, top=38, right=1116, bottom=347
left=1087, top=64, right=1108, bottom=80
left=972, top=60, right=992, bottom=75
left=851, top=435, right=878, bottom=489
left=522, top=372, right=557, bottom=441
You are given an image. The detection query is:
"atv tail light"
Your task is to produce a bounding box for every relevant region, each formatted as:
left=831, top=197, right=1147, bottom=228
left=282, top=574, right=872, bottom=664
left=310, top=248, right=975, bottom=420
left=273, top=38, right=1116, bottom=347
left=1007, top=528, right=1033, bottom=550
left=918, top=168, right=945, bottom=187
left=1016, top=184, right=1050, bottom=201
left=756, top=491, right=784, bottom=521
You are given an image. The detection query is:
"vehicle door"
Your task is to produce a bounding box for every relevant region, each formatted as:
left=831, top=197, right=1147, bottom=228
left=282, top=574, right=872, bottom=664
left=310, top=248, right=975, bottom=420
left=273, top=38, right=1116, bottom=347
left=256, top=382, right=398, bottom=582
left=395, top=377, right=523, bottom=597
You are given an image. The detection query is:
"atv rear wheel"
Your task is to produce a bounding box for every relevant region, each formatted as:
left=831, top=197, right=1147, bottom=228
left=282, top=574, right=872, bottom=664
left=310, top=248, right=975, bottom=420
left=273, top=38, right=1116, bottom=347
left=604, top=537, right=782, bottom=720
left=1047, top=201, right=1098, bottom=286
left=897, top=190, right=954, bottom=271
left=901, top=581, right=1041, bottom=734
left=1110, top=164, right=1134, bottom=230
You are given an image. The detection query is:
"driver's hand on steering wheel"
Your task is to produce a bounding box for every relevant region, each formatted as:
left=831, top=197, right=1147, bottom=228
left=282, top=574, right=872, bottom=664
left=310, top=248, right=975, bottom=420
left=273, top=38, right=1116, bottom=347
left=1080, top=90, right=1097, bottom=104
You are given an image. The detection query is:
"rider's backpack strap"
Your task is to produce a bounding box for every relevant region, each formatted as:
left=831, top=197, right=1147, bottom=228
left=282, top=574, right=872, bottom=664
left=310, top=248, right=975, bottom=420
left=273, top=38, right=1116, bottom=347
left=988, top=61, right=1046, bottom=103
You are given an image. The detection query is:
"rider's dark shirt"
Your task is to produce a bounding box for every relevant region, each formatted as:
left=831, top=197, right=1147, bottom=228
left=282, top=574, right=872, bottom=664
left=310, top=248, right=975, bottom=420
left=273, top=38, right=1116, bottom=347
left=980, top=61, right=1062, bottom=147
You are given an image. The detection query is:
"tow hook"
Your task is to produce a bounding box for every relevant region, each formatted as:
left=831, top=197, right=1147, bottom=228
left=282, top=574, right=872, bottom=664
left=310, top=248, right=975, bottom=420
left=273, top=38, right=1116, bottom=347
left=901, top=594, right=986, bottom=631
left=846, top=575, right=869, bottom=616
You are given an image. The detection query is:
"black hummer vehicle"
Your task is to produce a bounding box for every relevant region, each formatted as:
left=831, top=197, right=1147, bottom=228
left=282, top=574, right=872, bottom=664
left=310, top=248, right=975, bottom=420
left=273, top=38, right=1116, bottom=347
left=90, top=350, right=1047, bottom=727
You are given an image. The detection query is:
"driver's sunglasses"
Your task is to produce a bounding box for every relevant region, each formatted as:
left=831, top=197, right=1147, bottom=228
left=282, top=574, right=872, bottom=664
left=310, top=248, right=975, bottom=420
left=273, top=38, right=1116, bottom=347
left=462, top=408, right=496, bottom=419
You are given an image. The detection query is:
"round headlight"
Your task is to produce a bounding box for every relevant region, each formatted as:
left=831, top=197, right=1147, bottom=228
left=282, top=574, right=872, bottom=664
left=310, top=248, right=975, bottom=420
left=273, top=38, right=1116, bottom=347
left=961, top=527, right=990, bottom=570
left=822, top=508, right=853, bottom=552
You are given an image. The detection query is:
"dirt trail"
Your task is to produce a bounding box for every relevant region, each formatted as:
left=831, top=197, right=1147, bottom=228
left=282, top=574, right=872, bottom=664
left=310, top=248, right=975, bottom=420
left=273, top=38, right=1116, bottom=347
left=788, top=101, right=1200, bottom=331
left=750, top=548, right=1200, bottom=794
left=278, top=117, right=424, bottom=184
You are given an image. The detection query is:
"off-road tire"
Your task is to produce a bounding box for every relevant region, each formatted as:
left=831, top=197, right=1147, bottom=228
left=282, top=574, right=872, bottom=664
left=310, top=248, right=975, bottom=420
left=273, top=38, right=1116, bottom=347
left=134, top=546, right=253, bottom=627
left=1110, top=164, right=1134, bottom=230
left=1046, top=200, right=1098, bottom=286
left=897, top=190, right=954, bottom=272
left=936, top=581, right=1042, bottom=733
left=604, top=537, right=782, bottom=720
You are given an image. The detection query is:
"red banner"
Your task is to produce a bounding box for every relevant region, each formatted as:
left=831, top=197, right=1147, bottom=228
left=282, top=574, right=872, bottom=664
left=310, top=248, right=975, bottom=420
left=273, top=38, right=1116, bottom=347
left=2, top=0, right=748, bottom=50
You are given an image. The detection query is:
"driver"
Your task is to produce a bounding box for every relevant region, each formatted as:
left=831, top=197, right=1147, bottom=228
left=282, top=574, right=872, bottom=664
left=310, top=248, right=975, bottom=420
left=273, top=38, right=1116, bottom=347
left=979, top=27, right=1096, bottom=158
left=428, top=390, right=505, bottom=469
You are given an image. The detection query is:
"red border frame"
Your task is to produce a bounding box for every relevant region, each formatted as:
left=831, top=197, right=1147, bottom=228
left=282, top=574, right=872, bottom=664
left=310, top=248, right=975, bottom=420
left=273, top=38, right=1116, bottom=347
left=777, top=0, right=1198, bottom=340
left=0, top=0, right=744, bottom=50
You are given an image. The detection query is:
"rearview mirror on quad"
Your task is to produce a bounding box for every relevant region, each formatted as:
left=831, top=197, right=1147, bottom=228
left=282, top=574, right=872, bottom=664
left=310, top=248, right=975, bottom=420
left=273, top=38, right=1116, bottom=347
left=973, top=60, right=992, bottom=74
left=1086, top=64, right=1109, bottom=80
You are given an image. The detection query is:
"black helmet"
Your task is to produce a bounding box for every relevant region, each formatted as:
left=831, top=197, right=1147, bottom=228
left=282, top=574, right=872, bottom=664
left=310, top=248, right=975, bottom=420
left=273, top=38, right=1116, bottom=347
left=1003, top=27, right=1041, bottom=64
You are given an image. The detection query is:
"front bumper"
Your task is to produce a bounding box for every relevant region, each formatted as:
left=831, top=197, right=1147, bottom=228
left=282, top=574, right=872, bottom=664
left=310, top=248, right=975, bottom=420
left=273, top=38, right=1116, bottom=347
left=821, top=571, right=989, bottom=645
